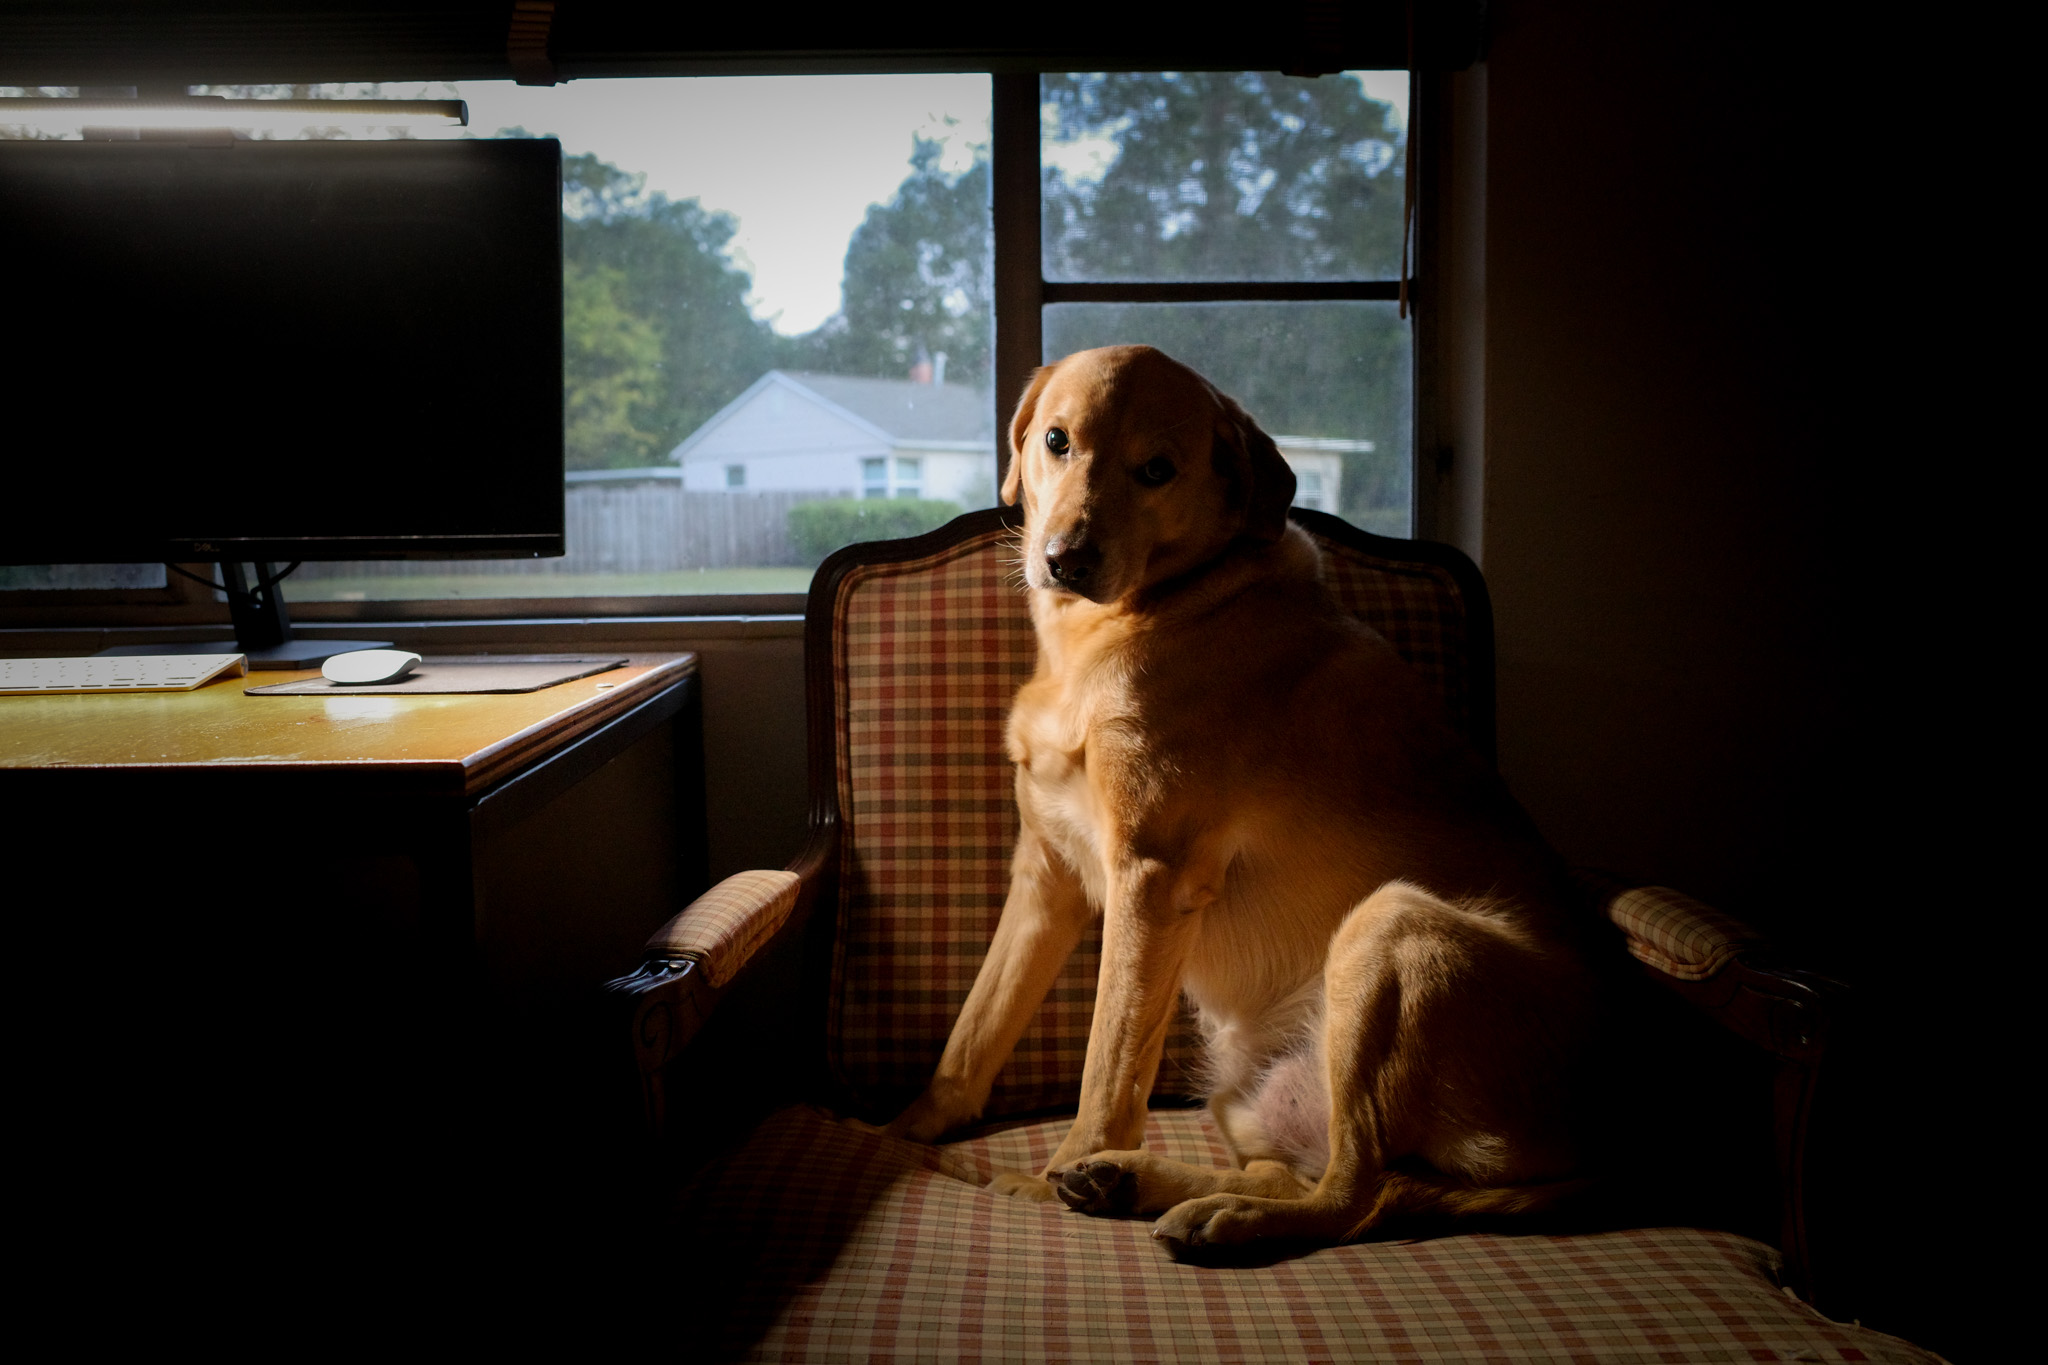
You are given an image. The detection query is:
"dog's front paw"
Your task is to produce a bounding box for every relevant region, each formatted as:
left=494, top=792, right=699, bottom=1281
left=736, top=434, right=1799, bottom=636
left=1151, top=1195, right=1265, bottom=1256
left=1051, top=1157, right=1141, bottom=1216
left=986, top=1170, right=1060, bottom=1203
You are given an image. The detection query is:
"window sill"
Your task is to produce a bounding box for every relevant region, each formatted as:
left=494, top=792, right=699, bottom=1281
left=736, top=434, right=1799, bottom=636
left=1, top=600, right=807, bottom=658
left=289, top=592, right=809, bottom=622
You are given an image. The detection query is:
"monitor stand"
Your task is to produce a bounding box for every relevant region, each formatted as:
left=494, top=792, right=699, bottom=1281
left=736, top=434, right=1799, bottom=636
left=97, top=561, right=392, bottom=671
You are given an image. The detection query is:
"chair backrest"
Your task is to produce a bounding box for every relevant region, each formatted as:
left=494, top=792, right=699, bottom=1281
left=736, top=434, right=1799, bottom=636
left=814, top=506, right=1491, bottom=1120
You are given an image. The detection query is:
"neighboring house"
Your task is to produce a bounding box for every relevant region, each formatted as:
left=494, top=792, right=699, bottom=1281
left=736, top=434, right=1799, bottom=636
left=669, top=368, right=1371, bottom=515
left=671, top=370, right=997, bottom=508
left=1269, top=437, right=1369, bottom=515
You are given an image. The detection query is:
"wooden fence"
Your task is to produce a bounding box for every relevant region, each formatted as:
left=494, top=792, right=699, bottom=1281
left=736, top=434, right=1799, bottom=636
left=295, top=484, right=842, bottom=578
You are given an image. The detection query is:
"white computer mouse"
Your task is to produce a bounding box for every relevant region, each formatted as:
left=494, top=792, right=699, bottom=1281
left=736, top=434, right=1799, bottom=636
left=322, top=648, right=423, bottom=686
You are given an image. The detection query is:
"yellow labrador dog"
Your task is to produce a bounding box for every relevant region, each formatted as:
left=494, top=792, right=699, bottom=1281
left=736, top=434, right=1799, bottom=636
left=882, top=345, right=1602, bottom=1255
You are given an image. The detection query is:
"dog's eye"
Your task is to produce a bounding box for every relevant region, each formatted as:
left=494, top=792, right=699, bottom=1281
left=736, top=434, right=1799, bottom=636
left=1045, top=428, right=1071, bottom=456
left=1136, top=457, right=1177, bottom=487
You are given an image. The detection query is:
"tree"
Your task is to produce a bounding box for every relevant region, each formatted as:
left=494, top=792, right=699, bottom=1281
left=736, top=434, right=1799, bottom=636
left=562, top=258, right=665, bottom=469
left=788, top=138, right=992, bottom=385
left=560, top=152, right=782, bottom=467
left=1041, top=71, right=1405, bottom=282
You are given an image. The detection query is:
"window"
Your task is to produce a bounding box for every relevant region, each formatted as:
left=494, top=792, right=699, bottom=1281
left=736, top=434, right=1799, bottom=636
left=1034, top=72, right=1411, bottom=537
left=2, top=68, right=1412, bottom=618
left=893, top=457, right=922, bottom=499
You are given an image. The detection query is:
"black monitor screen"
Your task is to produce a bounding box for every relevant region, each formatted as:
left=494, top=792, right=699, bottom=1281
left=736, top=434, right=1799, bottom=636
left=0, top=137, right=564, bottom=563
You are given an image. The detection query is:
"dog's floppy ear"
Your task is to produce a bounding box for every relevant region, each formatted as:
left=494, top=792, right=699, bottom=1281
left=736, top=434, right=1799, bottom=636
left=1214, top=392, right=1296, bottom=543
left=1002, top=364, right=1057, bottom=506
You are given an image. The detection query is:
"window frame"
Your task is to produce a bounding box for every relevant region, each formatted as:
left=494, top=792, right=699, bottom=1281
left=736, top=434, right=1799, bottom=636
left=0, top=65, right=1425, bottom=635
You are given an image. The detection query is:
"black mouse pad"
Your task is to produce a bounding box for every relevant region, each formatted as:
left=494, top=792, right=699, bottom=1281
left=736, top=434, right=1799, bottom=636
left=244, top=655, right=627, bottom=696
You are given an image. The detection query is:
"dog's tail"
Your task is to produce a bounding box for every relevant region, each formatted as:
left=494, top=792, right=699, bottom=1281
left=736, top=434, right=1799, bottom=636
left=1348, top=1169, right=1595, bottom=1238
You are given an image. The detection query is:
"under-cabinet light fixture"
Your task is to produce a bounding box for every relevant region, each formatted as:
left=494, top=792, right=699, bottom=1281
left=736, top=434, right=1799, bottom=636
left=0, top=97, right=468, bottom=138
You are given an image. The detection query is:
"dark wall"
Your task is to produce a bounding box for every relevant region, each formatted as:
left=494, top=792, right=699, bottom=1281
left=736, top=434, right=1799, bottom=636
left=1478, top=8, right=1859, bottom=902
left=1472, top=2, right=1983, bottom=1356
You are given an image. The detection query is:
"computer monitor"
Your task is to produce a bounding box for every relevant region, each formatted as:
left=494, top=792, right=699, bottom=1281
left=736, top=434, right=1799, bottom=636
left=0, top=135, right=564, bottom=661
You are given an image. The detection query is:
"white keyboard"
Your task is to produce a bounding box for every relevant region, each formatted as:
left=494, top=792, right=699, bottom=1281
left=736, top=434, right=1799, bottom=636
left=0, top=653, right=248, bottom=694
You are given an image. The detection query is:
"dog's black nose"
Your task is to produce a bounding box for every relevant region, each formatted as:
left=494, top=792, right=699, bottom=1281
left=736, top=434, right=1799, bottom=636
left=1045, top=537, right=1099, bottom=586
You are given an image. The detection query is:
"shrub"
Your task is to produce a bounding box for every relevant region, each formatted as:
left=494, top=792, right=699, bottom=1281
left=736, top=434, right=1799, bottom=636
left=787, top=498, right=964, bottom=567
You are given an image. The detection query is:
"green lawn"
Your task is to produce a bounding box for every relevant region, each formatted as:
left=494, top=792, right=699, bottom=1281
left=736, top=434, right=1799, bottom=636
left=289, top=566, right=816, bottom=602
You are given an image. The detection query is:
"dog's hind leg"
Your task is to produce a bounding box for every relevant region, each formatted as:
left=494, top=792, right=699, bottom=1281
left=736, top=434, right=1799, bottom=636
left=1151, top=881, right=1568, bottom=1253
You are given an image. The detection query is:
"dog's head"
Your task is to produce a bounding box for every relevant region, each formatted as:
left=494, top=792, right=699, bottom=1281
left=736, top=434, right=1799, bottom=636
left=1002, top=345, right=1295, bottom=603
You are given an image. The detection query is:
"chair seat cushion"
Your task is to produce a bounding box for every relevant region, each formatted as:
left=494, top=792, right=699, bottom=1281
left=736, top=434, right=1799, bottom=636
left=675, top=1106, right=1934, bottom=1363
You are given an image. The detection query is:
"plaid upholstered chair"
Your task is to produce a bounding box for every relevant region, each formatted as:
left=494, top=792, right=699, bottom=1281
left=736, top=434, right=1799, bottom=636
left=609, top=507, right=1933, bottom=1363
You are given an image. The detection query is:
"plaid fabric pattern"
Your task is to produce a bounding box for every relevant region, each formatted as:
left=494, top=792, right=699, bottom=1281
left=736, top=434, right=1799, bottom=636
left=826, top=524, right=1477, bottom=1119
left=645, top=870, right=801, bottom=989
left=1309, top=535, right=1473, bottom=741
left=676, top=1105, right=1937, bottom=1364
left=1606, top=885, right=1763, bottom=982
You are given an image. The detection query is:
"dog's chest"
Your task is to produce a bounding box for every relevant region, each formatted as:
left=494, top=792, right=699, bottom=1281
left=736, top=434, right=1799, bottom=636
left=1008, top=683, right=1127, bottom=900
left=1033, top=765, right=1105, bottom=897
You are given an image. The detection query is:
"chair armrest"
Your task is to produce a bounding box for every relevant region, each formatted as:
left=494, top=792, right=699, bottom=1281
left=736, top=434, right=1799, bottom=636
left=1606, top=883, right=1763, bottom=983
left=606, top=870, right=803, bottom=1130
left=1582, top=873, right=1844, bottom=1305
left=644, top=869, right=802, bottom=988
left=1591, top=880, right=1836, bottom=1060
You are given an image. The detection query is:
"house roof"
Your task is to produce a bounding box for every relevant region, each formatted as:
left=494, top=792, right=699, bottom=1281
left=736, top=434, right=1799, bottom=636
left=671, top=369, right=995, bottom=463
left=774, top=372, right=993, bottom=444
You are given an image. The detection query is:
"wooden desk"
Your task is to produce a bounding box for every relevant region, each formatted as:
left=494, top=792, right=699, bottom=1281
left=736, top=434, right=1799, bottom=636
left=2, top=652, right=706, bottom=992
left=1, top=654, right=706, bottom=1244
left=0, top=654, right=694, bottom=795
